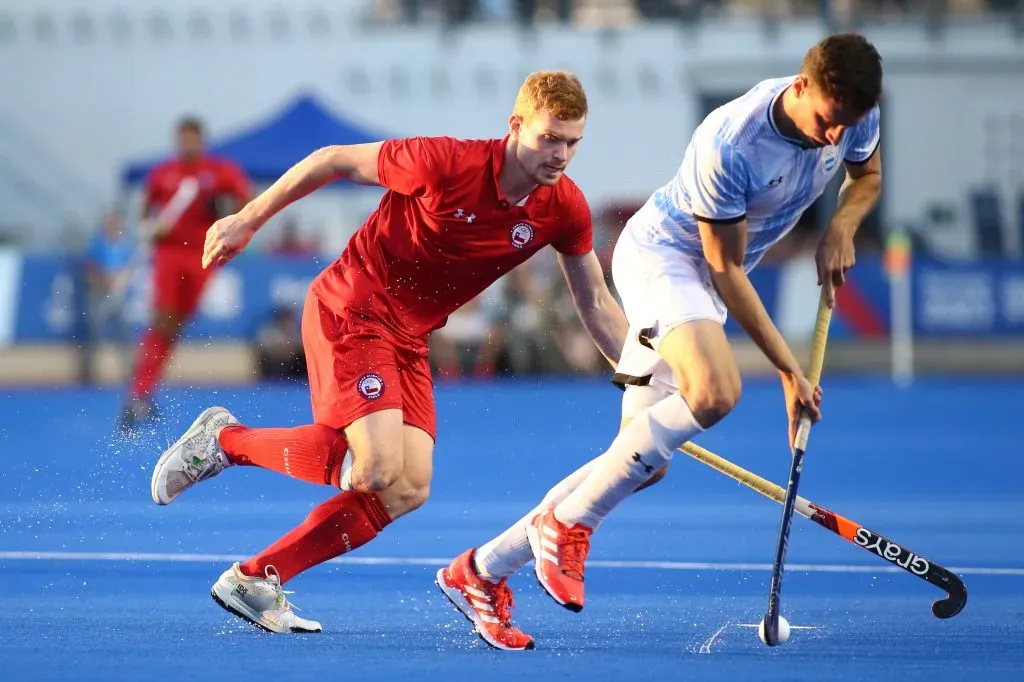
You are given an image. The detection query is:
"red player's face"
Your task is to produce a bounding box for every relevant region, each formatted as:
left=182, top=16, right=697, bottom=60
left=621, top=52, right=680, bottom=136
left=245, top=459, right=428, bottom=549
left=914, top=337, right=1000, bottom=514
left=177, top=129, right=205, bottom=160
left=511, top=109, right=586, bottom=186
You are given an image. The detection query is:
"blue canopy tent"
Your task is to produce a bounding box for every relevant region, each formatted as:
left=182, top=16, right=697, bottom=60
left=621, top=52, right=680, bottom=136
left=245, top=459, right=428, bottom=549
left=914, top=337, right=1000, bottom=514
left=120, top=94, right=391, bottom=186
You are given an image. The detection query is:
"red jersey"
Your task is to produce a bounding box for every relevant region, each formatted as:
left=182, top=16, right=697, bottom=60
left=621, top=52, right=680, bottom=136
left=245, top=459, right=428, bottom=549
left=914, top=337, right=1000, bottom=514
left=310, top=135, right=593, bottom=348
left=143, top=155, right=251, bottom=250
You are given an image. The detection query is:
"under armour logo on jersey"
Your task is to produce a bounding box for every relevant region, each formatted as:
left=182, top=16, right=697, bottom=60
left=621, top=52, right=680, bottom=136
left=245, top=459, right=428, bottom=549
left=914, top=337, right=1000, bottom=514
left=632, top=453, right=654, bottom=474
left=767, top=175, right=784, bottom=188
left=454, top=208, right=476, bottom=223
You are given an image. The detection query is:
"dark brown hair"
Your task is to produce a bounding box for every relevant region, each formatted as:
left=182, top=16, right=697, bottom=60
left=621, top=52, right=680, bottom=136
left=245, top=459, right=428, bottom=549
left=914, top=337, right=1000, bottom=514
left=802, top=32, right=883, bottom=115
left=177, top=116, right=204, bottom=136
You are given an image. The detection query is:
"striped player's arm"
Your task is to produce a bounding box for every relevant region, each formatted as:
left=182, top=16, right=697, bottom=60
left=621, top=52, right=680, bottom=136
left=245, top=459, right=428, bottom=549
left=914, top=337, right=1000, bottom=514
left=684, top=135, right=803, bottom=381
left=686, top=134, right=821, bottom=448
left=698, top=218, right=821, bottom=450
left=699, top=218, right=802, bottom=381
left=817, top=106, right=883, bottom=308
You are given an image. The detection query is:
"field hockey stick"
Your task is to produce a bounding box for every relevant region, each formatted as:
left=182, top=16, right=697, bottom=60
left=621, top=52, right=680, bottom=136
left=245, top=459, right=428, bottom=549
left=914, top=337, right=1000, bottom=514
left=761, top=288, right=832, bottom=645
left=678, top=441, right=967, bottom=618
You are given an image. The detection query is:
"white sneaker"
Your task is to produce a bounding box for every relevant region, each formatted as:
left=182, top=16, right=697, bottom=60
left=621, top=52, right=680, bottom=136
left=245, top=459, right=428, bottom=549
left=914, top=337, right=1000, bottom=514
left=211, top=563, right=322, bottom=634
left=150, top=406, right=239, bottom=505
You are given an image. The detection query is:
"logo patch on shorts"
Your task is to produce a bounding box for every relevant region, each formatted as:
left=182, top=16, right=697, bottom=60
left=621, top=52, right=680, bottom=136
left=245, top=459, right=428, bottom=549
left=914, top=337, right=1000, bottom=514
left=356, top=373, right=385, bottom=400
left=510, top=222, right=535, bottom=249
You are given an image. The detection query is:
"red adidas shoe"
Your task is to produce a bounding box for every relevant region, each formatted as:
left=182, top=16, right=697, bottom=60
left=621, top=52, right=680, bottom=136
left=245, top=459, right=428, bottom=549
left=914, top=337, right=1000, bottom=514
left=436, top=549, right=535, bottom=651
left=527, top=508, right=593, bottom=612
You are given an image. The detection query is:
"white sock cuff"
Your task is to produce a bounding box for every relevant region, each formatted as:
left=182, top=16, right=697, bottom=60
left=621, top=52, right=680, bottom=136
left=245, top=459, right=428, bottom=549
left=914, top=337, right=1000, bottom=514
left=338, top=450, right=353, bottom=491
left=474, top=521, right=533, bottom=582
left=621, top=384, right=668, bottom=422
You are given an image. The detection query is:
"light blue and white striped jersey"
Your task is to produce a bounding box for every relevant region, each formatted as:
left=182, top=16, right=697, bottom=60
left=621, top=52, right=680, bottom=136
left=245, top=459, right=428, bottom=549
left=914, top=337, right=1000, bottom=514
left=629, top=76, right=880, bottom=272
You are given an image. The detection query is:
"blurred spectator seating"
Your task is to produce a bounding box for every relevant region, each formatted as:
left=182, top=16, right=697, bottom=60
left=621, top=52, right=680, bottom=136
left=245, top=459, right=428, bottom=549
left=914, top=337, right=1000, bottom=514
left=255, top=306, right=307, bottom=380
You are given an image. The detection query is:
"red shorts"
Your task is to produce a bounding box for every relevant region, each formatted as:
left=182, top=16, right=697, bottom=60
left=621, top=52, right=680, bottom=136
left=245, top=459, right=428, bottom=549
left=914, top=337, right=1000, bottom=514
left=151, top=247, right=214, bottom=318
left=301, top=292, right=437, bottom=441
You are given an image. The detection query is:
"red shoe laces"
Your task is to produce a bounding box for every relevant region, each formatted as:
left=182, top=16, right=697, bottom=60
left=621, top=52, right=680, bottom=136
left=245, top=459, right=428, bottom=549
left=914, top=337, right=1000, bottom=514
left=559, top=526, right=591, bottom=582
left=491, top=580, right=515, bottom=625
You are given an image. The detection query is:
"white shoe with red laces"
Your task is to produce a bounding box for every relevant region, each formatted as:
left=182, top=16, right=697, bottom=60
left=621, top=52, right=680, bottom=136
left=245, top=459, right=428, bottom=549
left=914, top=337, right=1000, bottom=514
left=527, top=507, right=593, bottom=612
left=436, top=549, right=535, bottom=651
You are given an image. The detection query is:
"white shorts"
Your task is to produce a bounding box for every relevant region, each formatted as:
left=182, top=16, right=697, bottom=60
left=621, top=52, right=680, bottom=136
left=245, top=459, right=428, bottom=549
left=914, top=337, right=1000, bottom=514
left=611, top=222, right=728, bottom=417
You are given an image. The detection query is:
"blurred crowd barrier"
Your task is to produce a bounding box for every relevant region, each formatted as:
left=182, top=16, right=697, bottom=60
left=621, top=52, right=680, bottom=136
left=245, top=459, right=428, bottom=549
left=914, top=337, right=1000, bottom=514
left=3, top=236, right=1024, bottom=386
left=363, top=0, right=1021, bottom=26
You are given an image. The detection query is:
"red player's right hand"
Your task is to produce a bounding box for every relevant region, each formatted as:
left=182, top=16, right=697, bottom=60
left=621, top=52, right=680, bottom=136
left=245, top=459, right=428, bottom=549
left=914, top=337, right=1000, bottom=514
left=202, top=213, right=257, bottom=269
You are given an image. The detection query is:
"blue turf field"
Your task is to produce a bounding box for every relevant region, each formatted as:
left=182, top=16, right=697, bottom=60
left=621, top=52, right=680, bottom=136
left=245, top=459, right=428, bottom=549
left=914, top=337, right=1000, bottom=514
left=3, top=377, right=1023, bottom=681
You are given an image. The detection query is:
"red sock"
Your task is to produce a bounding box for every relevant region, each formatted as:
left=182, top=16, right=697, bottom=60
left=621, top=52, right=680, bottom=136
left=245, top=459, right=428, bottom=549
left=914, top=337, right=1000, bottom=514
left=239, top=491, right=392, bottom=583
left=130, top=330, right=174, bottom=398
left=218, top=424, right=347, bottom=487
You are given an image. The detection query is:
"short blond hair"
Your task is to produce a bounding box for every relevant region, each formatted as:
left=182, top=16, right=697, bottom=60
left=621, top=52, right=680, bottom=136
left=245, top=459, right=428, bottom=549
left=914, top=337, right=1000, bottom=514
left=513, top=70, right=588, bottom=123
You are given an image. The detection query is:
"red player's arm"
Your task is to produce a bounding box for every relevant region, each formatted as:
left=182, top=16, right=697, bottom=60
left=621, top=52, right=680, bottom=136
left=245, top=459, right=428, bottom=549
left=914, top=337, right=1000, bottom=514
left=557, top=250, right=628, bottom=368
left=240, top=143, right=385, bottom=229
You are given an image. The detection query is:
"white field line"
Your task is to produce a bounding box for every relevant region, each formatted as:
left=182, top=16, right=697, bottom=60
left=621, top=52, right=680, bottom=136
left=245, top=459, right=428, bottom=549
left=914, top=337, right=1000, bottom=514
left=0, top=550, right=1021, bottom=576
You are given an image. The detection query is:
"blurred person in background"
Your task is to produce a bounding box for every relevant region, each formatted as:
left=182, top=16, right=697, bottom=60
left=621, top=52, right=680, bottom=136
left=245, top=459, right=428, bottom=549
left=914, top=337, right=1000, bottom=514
left=500, top=261, right=556, bottom=375
left=81, top=210, right=134, bottom=384
left=255, top=306, right=306, bottom=380
left=430, top=289, right=506, bottom=379
left=550, top=275, right=607, bottom=374
left=266, top=217, right=319, bottom=257
left=515, top=0, right=573, bottom=23
left=120, top=117, right=252, bottom=430
left=496, top=255, right=595, bottom=376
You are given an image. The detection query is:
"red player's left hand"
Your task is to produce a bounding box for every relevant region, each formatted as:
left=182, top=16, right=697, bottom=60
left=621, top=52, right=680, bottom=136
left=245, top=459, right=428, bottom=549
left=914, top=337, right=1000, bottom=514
left=202, top=212, right=257, bottom=269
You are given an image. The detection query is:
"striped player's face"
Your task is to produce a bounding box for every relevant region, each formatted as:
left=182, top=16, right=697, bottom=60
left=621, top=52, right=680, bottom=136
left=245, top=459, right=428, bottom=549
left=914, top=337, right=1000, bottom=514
left=511, top=109, right=586, bottom=186
left=793, top=79, right=866, bottom=148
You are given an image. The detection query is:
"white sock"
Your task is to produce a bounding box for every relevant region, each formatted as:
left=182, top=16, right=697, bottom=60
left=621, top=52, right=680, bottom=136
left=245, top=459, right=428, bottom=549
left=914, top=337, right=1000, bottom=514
left=474, top=453, right=607, bottom=581
left=555, top=393, right=703, bottom=530
left=473, top=522, right=532, bottom=583
left=338, top=449, right=353, bottom=491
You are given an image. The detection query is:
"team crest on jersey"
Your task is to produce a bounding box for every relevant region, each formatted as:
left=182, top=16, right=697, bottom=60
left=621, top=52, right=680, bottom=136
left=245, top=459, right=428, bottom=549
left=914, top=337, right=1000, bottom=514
left=821, top=146, right=838, bottom=174
left=356, top=373, right=385, bottom=400
left=510, top=222, right=535, bottom=249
